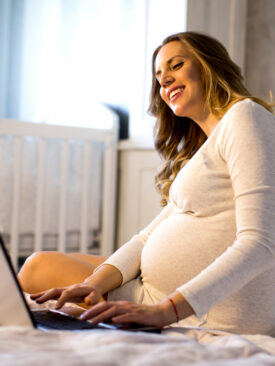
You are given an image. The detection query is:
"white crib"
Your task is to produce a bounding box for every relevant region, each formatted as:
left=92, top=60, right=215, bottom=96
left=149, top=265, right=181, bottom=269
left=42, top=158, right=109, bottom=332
left=0, top=115, right=118, bottom=269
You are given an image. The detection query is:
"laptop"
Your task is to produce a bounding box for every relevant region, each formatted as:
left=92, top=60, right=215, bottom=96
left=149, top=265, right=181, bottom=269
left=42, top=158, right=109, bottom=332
left=0, top=235, right=160, bottom=333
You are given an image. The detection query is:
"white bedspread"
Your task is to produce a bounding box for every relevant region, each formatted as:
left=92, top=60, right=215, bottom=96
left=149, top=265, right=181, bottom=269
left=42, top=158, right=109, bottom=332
left=1, top=325, right=275, bottom=365
left=1, top=296, right=274, bottom=366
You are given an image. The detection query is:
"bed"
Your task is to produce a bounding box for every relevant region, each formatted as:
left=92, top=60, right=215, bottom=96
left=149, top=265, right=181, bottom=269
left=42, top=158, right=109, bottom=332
left=0, top=107, right=118, bottom=269
left=1, top=297, right=275, bottom=366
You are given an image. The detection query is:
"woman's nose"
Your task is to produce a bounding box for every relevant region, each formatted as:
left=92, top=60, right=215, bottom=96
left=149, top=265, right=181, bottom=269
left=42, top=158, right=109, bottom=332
left=159, top=73, right=174, bottom=88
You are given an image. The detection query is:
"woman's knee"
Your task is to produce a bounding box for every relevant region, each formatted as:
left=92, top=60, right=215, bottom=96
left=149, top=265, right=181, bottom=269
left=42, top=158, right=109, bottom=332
left=20, top=251, right=59, bottom=273
left=18, top=250, right=98, bottom=293
left=18, top=251, right=62, bottom=292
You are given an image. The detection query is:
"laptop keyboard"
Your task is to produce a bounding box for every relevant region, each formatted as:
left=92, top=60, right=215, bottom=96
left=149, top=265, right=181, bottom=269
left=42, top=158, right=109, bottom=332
left=32, top=309, right=105, bottom=330
left=32, top=309, right=161, bottom=333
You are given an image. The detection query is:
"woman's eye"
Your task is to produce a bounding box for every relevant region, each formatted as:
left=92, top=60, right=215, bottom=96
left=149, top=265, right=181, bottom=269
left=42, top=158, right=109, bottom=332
left=172, top=62, right=184, bottom=70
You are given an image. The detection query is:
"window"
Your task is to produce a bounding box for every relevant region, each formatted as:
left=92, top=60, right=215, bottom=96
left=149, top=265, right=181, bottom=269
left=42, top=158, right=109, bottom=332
left=0, top=0, right=187, bottom=142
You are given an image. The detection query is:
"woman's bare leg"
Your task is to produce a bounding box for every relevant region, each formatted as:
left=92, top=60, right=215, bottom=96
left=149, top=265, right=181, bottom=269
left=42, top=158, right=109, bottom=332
left=18, top=251, right=107, bottom=294
left=68, top=252, right=107, bottom=267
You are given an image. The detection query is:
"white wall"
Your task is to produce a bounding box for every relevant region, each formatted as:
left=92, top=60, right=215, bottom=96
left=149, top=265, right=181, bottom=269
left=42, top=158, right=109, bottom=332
left=245, top=0, right=275, bottom=101
left=186, top=0, right=248, bottom=72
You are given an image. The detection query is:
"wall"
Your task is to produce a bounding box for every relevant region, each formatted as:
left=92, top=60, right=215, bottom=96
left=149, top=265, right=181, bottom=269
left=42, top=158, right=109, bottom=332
left=186, top=0, right=248, bottom=72
left=245, top=0, right=275, bottom=101
left=186, top=0, right=275, bottom=101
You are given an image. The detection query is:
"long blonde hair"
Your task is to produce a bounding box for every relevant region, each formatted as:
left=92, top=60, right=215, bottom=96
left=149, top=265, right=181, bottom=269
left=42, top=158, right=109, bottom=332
left=148, top=31, right=274, bottom=206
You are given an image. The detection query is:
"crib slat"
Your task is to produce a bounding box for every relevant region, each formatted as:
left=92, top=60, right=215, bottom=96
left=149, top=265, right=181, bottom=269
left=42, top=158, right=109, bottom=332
left=34, top=138, right=46, bottom=252
left=101, top=137, right=117, bottom=256
left=80, top=142, right=90, bottom=253
left=10, top=137, right=22, bottom=270
left=58, top=140, right=69, bottom=252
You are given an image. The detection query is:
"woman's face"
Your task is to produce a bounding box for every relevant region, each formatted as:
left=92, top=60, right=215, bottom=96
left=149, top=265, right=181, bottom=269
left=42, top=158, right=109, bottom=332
left=155, top=41, right=205, bottom=121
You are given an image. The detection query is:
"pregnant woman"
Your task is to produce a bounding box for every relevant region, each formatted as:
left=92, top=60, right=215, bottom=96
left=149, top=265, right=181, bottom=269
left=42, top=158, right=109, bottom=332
left=19, top=31, right=275, bottom=335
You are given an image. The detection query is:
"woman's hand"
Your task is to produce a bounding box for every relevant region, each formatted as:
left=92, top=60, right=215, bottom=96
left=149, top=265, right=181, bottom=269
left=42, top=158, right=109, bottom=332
left=30, top=282, right=102, bottom=309
left=30, top=264, right=123, bottom=310
left=80, top=291, right=194, bottom=328
left=80, top=300, right=175, bottom=328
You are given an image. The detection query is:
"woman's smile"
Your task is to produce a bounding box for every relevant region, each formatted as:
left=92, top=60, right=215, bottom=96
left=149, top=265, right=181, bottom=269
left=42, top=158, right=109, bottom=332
left=168, top=86, right=185, bottom=102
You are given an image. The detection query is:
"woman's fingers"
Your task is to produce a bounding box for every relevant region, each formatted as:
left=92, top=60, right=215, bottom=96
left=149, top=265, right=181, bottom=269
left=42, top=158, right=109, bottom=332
left=80, top=301, right=125, bottom=323
left=30, top=288, right=63, bottom=303
left=30, top=284, right=100, bottom=309
left=30, top=291, right=45, bottom=300
left=84, top=291, right=100, bottom=306
left=90, top=305, right=126, bottom=324
left=80, top=301, right=110, bottom=321
left=55, top=285, right=95, bottom=309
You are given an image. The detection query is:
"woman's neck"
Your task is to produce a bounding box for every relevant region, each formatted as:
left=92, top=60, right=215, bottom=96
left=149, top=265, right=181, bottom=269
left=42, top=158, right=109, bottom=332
left=194, top=111, right=220, bottom=137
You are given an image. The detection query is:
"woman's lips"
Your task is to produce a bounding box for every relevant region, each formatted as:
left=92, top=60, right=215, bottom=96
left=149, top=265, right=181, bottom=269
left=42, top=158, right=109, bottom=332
left=169, top=87, right=185, bottom=102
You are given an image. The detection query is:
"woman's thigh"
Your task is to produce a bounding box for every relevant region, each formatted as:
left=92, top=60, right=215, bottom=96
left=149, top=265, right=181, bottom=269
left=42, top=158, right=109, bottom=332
left=18, top=251, right=107, bottom=294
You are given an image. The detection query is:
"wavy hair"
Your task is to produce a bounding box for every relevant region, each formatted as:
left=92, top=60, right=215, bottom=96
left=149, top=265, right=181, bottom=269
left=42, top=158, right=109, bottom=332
left=148, top=31, right=274, bottom=206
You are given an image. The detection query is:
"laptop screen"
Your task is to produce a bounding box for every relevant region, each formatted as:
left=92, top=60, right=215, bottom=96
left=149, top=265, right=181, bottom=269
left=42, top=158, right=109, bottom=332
left=0, top=236, right=35, bottom=327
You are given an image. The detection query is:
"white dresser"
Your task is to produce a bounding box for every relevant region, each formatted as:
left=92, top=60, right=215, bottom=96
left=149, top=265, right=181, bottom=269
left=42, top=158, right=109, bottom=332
left=116, top=148, right=162, bottom=248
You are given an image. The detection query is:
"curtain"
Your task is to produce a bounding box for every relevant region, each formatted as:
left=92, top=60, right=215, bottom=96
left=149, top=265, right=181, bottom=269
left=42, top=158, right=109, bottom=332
left=0, top=0, right=25, bottom=119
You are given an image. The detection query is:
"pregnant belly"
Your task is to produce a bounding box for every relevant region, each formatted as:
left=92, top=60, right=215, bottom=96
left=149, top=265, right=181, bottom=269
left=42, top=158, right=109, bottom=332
left=140, top=212, right=236, bottom=295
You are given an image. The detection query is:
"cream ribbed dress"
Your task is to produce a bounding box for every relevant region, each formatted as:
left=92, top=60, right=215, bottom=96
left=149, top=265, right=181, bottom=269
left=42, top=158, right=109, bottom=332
left=102, top=100, right=275, bottom=335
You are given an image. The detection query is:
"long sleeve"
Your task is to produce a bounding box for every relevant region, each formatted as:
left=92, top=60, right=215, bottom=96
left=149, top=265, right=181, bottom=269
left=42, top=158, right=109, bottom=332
left=177, top=100, right=275, bottom=318
left=99, top=203, right=174, bottom=284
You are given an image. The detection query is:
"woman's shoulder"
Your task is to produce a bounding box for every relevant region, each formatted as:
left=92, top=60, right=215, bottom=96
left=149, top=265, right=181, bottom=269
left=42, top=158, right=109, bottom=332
left=224, top=98, right=273, bottom=119
left=220, top=98, right=275, bottom=132
left=214, top=98, right=275, bottom=151
left=212, top=99, right=275, bottom=163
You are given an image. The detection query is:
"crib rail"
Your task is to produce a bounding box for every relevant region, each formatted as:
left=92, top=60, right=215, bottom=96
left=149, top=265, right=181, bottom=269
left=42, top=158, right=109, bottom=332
left=0, top=118, right=118, bottom=269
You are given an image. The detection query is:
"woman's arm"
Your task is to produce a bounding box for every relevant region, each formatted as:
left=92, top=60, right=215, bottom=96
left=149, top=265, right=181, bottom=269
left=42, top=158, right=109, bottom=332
left=83, top=264, right=122, bottom=295
left=176, top=101, right=275, bottom=319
